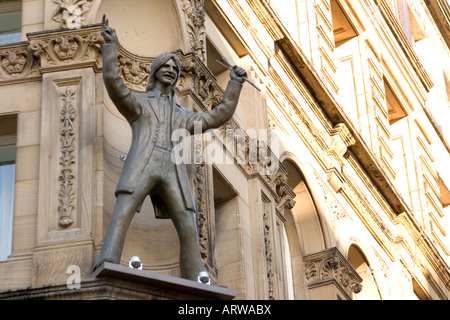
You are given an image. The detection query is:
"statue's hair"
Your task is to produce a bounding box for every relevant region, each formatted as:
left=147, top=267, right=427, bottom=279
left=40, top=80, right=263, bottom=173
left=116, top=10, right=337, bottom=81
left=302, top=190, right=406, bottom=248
left=146, top=52, right=182, bottom=94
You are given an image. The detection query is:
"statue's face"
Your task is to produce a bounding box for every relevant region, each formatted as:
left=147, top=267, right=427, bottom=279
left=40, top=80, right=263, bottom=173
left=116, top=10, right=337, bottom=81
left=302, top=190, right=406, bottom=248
left=155, top=58, right=179, bottom=87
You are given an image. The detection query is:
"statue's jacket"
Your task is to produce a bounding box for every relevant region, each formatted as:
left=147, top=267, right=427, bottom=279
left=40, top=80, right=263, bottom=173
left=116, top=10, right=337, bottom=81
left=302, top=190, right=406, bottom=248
left=102, top=43, right=243, bottom=218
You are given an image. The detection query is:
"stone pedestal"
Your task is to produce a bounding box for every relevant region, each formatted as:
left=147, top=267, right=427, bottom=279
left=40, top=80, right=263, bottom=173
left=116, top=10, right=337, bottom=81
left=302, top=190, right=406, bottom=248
left=91, top=262, right=236, bottom=300
left=0, top=262, right=236, bottom=300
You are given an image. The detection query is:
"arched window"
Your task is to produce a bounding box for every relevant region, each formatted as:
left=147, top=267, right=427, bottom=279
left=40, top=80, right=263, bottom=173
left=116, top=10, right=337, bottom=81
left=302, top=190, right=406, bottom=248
left=283, top=159, right=326, bottom=254
left=348, top=244, right=382, bottom=300
left=280, top=158, right=329, bottom=299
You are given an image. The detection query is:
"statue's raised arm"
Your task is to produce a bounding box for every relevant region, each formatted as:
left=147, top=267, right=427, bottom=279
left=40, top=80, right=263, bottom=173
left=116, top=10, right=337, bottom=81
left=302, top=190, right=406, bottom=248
left=101, top=15, right=140, bottom=122
left=101, top=15, right=117, bottom=44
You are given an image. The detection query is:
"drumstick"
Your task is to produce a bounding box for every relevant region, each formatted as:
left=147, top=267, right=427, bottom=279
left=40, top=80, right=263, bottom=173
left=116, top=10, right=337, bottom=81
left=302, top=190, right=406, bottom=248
left=216, top=58, right=261, bottom=91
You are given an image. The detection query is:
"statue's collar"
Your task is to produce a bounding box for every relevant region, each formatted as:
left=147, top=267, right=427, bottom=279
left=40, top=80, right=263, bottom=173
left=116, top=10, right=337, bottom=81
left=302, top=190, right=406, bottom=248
left=147, top=91, right=156, bottom=98
left=147, top=87, right=172, bottom=99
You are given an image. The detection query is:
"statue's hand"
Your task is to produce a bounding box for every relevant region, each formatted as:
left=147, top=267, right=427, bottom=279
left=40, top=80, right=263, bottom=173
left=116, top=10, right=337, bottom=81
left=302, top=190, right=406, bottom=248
left=229, top=66, right=247, bottom=84
left=101, top=14, right=117, bottom=44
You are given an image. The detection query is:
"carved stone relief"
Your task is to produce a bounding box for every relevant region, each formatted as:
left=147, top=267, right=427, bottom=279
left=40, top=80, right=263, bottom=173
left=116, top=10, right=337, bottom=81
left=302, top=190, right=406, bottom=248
left=194, top=162, right=218, bottom=281
left=178, top=57, right=223, bottom=109
left=261, top=194, right=275, bottom=300
left=180, top=0, right=206, bottom=61
left=0, top=26, right=104, bottom=84
left=57, top=86, right=78, bottom=228
left=117, top=55, right=151, bottom=92
left=52, top=0, right=94, bottom=29
left=28, top=27, right=104, bottom=71
left=2, top=49, right=28, bottom=74
left=315, top=172, right=348, bottom=222
left=0, top=46, right=40, bottom=84
left=265, top=170, right=296, bottom=214
left=303, top=247, right=363, bottom=299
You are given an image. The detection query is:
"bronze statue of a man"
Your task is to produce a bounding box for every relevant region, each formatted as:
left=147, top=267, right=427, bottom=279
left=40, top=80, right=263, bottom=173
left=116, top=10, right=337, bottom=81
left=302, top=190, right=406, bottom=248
left=94, top=16, right=247, bottom=282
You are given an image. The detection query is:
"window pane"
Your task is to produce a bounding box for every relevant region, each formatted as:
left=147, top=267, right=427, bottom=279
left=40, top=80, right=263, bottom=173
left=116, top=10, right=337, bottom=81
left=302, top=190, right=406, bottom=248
left=0, top=7, right=22, bottom=45
left=0, top=11, right=21, bottom=34
left=0, top=163, right=15, bottom=261
left=0, top=32, right=21, bottom=45
left=0, top=144, right=16, bottom=163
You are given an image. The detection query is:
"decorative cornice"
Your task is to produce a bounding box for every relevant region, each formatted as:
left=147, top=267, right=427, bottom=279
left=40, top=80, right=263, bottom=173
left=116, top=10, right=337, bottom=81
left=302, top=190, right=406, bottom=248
left=27, top=24, right=104, bottom=73
left=0, top=25, right=104, bottom=84
left=246, top=0, right=284, bottom=41
left=177, top=51, right=223, bottom=109
left=303, top=247, right=363, bottom=299
left=228, top=0, right=274, bottom=58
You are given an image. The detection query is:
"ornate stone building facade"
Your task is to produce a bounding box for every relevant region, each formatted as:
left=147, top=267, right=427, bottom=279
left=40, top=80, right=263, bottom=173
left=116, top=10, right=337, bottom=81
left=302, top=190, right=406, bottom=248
left=0, top=0, right=449, bottom=299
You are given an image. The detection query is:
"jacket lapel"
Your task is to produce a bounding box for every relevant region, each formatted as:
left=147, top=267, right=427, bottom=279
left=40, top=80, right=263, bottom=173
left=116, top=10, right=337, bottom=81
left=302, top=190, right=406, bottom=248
left=172, top=102, right=182, bottom=126
left=146, top=92, right=159, bottom=121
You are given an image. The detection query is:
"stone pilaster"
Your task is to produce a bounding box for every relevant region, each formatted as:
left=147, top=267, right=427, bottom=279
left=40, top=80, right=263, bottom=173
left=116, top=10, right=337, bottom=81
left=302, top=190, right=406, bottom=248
left=28, top=25, right=103, bottom=286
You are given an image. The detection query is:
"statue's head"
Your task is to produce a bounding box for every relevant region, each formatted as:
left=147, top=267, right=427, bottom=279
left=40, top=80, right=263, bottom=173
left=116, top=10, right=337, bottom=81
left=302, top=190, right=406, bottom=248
left=147, top=52, right=181, bottom=94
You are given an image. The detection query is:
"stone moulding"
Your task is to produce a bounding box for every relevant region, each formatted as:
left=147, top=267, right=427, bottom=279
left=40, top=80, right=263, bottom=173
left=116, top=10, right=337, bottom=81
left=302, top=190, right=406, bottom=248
left=0, top=25, right=104, bottom=85
left=303, top=247, right=363, bottom=300
left=0, top=261, right=236, bottom=300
